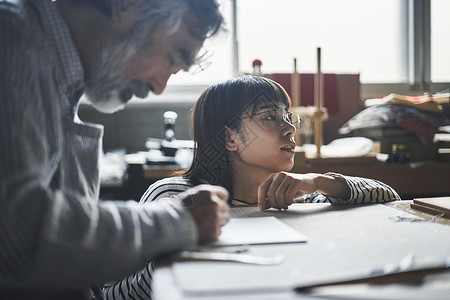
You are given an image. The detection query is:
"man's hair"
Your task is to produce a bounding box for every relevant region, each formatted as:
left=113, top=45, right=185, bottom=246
left=78, top=0, right=224, bottom=39
left=183, top=0, right=224, bottom=38
left=71, top=0, right=111, bottom=16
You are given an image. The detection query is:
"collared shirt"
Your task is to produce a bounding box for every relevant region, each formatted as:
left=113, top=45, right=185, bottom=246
left=0, top=1, right=198, bottom=298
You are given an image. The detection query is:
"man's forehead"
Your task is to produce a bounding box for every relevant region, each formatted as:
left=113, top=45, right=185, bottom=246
left=174, top=15, right=207, bottom=69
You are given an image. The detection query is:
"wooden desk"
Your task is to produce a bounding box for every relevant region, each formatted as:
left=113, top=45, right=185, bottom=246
left=152, top=202, right=450, bottom=300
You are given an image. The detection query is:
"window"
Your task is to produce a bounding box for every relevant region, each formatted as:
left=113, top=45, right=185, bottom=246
left=167, top=0, right=449, bottom=96
left=167, top=0, right=234, bottom=86
left=431, top=0, right=450, bottom=83
left=237, top=0, right=407, bottom=84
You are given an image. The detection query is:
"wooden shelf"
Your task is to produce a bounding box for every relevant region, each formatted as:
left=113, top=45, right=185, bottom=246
left=292, top=150, right=450, bottom=199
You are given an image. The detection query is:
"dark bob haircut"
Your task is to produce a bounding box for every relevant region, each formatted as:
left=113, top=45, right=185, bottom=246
left=184, top=75, right=291, bottom=195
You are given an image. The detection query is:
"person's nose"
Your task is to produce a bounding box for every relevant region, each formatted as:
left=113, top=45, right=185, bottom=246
left=282, top=120, right=296, bottom=137
left=152, top=68, right=179, bottom=95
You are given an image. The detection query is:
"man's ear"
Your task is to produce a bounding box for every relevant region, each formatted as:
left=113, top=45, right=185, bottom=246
left=110, top=0, right=140, bottom=22
left=224, top=126, right=239, bottom=152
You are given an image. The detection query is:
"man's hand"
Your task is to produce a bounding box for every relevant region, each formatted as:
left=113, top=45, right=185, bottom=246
left=179, top=185, right=230, bottom=243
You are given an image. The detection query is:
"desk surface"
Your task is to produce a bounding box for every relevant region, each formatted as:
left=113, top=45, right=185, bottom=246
left=153, top=201, right=450, bottom=300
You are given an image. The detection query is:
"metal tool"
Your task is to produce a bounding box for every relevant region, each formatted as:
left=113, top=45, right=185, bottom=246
left=176, top=251, right=285, bottom=265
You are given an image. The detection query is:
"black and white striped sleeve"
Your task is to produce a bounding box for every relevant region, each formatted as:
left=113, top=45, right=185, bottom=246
left=103, top=177, right=195, bottom=300
left=103, top=261, right=155, bottom=300
left=139, top=177, right=195, bottom=204
left=323, top=172, right=401, bottom=204
left=299, top=173, right=400, bottom=204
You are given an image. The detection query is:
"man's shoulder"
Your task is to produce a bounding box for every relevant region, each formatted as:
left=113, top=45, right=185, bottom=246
left=0, top=0, right=26, bottom=18
left=0, top=0, right=41, bottom=36
left=0, top=0, right=24, bottom=10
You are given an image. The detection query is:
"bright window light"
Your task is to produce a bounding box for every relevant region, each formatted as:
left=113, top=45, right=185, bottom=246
left=431, top=0, right=450, bottom=83
left=237, top=0, right=408, bottom=83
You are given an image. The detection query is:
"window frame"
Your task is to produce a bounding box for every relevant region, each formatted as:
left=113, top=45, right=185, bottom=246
left=146, top=0, right=448, bottom=104
left=228, top=0, right=448, bottom=100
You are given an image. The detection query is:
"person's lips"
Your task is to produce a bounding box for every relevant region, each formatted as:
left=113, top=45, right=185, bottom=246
left=119, top=89, right=133, bottom=103
left=134, top=85, right=151, bottom=98
left=119, top=83, right=153, bottom=102
left=280, top=143, right=296, bottom=153
left=134, top=90, right=147, bottom=98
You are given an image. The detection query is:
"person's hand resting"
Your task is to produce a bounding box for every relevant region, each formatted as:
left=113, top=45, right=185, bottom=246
left=258, top=172, right=350, bottom=211
left=179, top=184, right=230, bottom=243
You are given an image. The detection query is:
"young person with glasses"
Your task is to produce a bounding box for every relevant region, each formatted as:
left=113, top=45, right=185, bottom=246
left=104, top=75, right=399, bottom=299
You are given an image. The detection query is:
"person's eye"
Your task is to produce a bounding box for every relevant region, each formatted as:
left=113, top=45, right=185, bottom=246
left=168, top=51, right=187, bottom=70
left=167, top=53, right=176, bottom=68
left=263, top=113, right=277, bottom=121
left=171, top=48, right=194, bottom=72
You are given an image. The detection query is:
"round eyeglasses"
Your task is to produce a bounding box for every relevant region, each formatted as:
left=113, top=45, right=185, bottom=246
left=188, top=49, right=214, bottom=75
left=242, top=106, right=302, bottom=132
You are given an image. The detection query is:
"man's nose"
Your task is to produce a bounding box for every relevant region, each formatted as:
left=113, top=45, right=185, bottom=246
left=152, top=69, right=179, bottom=95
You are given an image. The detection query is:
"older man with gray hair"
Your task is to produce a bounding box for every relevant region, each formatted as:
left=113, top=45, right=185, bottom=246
left=0, top=0, right=229, bottom=299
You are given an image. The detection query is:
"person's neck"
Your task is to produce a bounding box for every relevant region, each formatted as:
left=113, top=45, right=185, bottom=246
left=232, top=167, right=270, bottom=204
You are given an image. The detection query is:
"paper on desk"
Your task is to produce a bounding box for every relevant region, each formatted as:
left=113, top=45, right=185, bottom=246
left=209, top=216, right=307, bottom=247
left=173, top=204, right=450, bottom=297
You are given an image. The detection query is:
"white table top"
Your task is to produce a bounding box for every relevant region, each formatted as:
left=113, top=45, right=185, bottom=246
left=153, top=202, right=450, bottom=300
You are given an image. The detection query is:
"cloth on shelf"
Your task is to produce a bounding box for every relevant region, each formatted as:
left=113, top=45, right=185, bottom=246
left=339, top=101, right=450, bottom=145
left=364, top=93, right=449, bottom=113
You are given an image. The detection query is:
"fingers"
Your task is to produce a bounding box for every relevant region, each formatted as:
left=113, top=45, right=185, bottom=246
left=257, top=175, right=273, bottom=211
left=179, top=184, right=228, bottom=207
left=183, top=185, right=230, bottom=243
left=258, top=172, right=296, bottom=211
left=210, top=187, right=230, bottom=227
left=277, top=180, right=293, bottom=210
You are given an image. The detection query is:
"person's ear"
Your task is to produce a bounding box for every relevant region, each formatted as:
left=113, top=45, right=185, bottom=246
left=110, top=0, right=140, bottom=22
left=224, top=126, right=239, bottom=152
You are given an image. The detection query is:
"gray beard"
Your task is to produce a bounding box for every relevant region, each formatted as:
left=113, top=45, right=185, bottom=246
left=83, top=31, right=150, bottom=114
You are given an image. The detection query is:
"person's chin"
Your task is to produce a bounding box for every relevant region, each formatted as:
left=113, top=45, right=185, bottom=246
left=94, top=101, right=126, bottom=114
left=86, top=92, right=127, bottom=114
left=280, top=159, right=295, bottom=172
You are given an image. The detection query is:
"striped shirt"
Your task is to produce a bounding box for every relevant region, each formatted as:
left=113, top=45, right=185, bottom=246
left=0, top=1, right=198, bottom=298
left=104, top=174, right=400, bottom=299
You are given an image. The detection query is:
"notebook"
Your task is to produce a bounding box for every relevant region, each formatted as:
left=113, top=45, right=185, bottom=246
left=209, top=216, right=308, bottom=247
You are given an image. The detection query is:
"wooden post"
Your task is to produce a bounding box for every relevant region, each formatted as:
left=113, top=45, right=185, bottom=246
left=314, top=47, right=323, bottom=157
left=291, top=58, right=302, bottom=146
left=291, top=58, right=300, bottom=107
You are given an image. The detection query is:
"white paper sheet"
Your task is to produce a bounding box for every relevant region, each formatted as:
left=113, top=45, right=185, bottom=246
left=209, top=216, right=308, bottom=246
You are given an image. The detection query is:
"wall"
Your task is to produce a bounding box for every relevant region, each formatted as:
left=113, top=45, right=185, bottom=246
left=78, top=75, right=362, bottom=154
left=78, top=98, right=198, bottom=153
